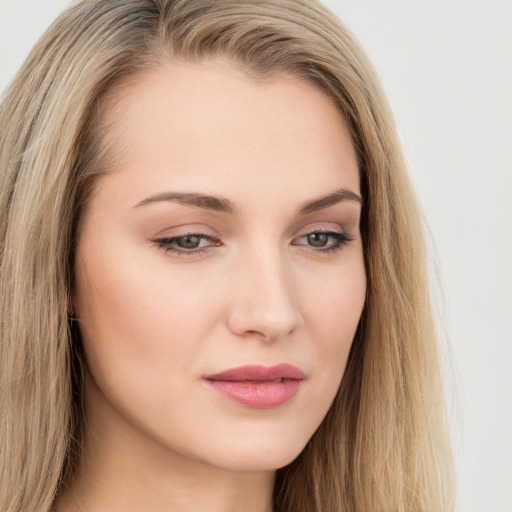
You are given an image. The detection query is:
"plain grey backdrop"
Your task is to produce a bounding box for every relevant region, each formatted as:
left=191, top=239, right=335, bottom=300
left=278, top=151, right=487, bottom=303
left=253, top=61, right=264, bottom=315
left=1, top=1, right=511, bottom=511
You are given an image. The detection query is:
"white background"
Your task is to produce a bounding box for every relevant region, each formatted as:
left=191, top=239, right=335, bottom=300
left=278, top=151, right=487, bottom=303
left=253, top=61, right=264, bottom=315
left=1, top=1, right=511, bottom=511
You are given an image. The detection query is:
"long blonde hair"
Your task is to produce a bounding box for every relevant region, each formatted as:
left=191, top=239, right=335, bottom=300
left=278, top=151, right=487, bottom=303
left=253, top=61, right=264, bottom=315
left=0, top=1, right=455, bottom=510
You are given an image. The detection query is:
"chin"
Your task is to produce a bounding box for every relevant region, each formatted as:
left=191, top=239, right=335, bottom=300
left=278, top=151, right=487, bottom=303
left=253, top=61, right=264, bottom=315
left=198, top=436, right=309, bottom=472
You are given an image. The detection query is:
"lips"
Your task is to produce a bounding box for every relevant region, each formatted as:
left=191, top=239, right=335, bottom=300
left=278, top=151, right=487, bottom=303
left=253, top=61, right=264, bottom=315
left=205, top=363, right=306, bottom=382
left=203, top=364, right=305, bottom=408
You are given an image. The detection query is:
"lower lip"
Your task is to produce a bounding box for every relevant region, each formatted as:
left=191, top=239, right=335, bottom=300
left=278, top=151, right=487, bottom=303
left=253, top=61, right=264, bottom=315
left=203, top=379, right=302, bottom=408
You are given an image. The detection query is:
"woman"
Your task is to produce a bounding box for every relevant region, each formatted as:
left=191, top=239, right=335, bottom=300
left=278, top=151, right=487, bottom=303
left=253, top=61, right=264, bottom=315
left=0, top=0, right=455, bottom=511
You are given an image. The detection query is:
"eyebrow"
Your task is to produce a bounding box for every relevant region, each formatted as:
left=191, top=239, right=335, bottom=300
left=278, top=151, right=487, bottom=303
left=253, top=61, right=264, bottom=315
left=297, top=188, right=362, bottom=214
left=134, top=192, right=237, bottom=213
left=133, top=188, right=362, bottom=214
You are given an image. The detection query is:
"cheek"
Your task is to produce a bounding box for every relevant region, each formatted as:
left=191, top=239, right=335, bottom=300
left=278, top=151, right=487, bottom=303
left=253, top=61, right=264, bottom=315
left=303, top=256, right=366, bottom=339
left=299, top=256, right=366, bottom=387
left=72, top=243, right=222, bottom=444
left=72, top=238, right=213, bottom=387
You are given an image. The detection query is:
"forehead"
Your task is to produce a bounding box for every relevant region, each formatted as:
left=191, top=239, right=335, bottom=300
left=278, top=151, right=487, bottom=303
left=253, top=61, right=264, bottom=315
left=92, top=58, right=360, bottom=211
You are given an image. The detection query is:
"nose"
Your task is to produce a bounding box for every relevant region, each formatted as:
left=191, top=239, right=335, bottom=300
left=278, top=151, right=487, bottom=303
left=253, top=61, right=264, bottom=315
left=226, top=246, right=303, bottom=343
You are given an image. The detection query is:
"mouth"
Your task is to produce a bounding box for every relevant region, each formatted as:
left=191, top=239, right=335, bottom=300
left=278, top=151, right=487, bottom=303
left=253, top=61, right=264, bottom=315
left=203, top=364, right=305, bottom=408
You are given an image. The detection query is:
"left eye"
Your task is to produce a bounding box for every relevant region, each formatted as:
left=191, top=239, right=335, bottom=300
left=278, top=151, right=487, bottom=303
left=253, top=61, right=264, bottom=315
left=295, top=230, right=352, bottom=252
left=300, top=232, right=333, bottom=247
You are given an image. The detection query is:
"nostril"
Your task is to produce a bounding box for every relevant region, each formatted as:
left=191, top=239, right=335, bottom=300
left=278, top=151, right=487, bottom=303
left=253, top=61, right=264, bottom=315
left=245, top=329, right=270, bottom=340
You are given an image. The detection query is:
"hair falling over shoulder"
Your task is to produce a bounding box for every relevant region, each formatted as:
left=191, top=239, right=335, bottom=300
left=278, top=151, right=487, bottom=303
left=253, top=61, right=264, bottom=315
left=0, top=1, right=455, bottom=510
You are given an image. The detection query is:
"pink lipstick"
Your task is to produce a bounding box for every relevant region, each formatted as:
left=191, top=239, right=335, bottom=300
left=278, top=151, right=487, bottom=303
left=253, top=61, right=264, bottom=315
left=203, top=364, right=305, bottom=408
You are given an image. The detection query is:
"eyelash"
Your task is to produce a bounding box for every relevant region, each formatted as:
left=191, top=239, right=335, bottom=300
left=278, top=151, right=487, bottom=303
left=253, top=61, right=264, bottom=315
left=152, top=229, right=354, bottom=257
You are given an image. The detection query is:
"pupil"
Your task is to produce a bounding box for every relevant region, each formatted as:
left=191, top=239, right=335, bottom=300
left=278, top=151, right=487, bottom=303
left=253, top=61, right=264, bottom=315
left=178, top=235, right=200, bottom=249
left=308, top=233, right=328, bottom=247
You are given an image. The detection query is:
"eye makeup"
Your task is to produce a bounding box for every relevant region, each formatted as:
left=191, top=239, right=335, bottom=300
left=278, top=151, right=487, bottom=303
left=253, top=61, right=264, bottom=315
left=152, top=228, right=354, bottom=257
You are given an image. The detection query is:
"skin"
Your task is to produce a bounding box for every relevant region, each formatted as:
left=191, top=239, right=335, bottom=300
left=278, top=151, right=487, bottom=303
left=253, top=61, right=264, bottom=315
left=59, top=59, right=366, bottom=512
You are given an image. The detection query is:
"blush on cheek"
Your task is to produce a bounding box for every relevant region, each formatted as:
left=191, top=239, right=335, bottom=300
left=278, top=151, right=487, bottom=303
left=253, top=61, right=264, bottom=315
left=306, top=282, right=365, bottom=378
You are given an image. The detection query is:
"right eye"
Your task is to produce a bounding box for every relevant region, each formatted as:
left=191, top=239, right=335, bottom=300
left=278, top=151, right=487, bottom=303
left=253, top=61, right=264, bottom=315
left=152, top=233, right=221, bottom=256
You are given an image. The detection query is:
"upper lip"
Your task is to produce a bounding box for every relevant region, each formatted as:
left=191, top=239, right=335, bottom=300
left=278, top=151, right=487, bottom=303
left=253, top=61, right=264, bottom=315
left=204, top=364, right=306, bottom=382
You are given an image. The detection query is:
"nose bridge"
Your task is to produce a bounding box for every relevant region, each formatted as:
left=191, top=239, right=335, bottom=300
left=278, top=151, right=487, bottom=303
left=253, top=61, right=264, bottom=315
left=227, top=239, right=301, bottom=341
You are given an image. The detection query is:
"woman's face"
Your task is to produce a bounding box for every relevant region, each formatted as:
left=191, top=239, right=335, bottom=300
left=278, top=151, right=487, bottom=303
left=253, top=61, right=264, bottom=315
left=73, top=59, right=366, bottom=472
